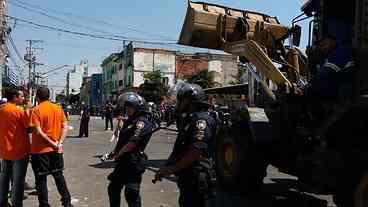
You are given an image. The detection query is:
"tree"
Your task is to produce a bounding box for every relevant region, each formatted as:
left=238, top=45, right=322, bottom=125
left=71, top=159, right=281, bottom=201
left=143, top=71, right=162, bottom=83
left=139, top=71, right=168, bottom=103
left=185, top=70, right=221, bottom=89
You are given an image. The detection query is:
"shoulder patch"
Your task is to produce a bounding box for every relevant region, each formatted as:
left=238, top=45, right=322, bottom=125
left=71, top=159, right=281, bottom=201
left=136, top=121, right=145, bottom=129
left=196, top=120, right=207, bottom=130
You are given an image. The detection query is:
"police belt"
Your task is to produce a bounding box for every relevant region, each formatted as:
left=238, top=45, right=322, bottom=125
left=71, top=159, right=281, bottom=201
left=176, top=158, right=212, bottom=176
left=117, top=151, right=147, bottom=162
left=196, top=158, right=213, bottom=170
left=130, top=151, right=147, bottom=159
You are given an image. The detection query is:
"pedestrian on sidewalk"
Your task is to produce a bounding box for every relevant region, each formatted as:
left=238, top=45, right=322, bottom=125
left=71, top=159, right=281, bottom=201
left=107, top=92, right=153, bottom=207
left=0, top=87, right=31, bottom=207
left=105, top=102, right=114, bottom=130
left=30, top=87, right=73, bottom=207
left=78, top=104, right=90, bottom=138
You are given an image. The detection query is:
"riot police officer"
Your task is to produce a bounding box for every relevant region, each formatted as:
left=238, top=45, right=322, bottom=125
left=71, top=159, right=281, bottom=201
left=107, top=92, right=153, bottom=207
left=154, top=83, right=217, bottom=207
left=78, top=104, right=90, bottom=137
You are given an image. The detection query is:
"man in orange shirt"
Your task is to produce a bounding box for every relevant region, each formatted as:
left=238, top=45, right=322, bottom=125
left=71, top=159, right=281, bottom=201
left=30, top=87, right=73, bottom=207
left=0, top=88, right=30, bottom=207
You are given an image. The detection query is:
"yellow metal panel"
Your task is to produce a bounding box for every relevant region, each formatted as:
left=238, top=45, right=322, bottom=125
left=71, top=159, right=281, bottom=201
left=224, top=40, right=291, bottom=86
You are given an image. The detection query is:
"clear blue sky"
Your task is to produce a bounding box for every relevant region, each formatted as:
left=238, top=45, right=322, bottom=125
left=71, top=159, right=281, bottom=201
left=8, top=0, right=309, bottom=92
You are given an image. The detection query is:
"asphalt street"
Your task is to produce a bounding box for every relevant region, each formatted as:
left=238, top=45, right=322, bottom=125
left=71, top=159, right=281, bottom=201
left=22, top=116, right=336, bottom=207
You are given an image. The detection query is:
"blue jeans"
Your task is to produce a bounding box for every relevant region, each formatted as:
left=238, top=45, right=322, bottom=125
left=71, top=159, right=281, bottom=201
left=0, top=157, right=29, bottom=207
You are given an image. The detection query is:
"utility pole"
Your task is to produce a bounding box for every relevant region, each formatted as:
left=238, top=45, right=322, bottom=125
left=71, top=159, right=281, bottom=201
left=24, top=39, right=43, bottom=103
left=0, top=0, right=8, bottom=98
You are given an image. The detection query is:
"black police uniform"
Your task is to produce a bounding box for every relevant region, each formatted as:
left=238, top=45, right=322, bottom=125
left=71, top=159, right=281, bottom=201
left=79, top=107, right=90, bottom=137
left=108, top=113, right=153, bottom=207
left=168, top=111, right=217, bottom=207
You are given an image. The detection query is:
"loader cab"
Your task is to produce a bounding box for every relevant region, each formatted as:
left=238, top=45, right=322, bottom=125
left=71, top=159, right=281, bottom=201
left=304, top=0, right=354, bottom=66
left=303, top=0, right=368, bottom=96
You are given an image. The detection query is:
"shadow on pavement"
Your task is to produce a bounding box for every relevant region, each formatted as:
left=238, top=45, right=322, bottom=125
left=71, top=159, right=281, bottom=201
left=89, top=161, right=116, bottom=169
left=216, top=178, right=329, bottom=207
left=146, top=159, right=167, bottom=169
left=66, top=135, right=83, bottom=139
left=146, top=159, right=177, bottom=183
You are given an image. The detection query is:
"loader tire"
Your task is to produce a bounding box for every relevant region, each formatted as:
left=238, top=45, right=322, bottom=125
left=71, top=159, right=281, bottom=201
left=215, top=108, right=268, bottom=194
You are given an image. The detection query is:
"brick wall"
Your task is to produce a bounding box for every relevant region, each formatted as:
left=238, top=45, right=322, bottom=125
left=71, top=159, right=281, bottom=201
left=176, top=55, right=209, bottom=78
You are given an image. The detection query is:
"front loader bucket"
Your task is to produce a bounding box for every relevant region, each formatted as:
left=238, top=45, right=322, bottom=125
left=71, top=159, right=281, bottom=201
left=178, top=1, right=288, bottom=50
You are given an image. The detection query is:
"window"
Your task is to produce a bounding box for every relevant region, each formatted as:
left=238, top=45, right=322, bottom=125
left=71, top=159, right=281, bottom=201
left=118, top=63, right=123, bottom=70
left=118, top=80, right=123, bottom=86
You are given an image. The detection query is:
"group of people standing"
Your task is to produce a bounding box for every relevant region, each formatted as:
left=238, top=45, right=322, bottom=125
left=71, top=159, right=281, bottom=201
left=108, top=83, right=217, bottom=207
left=78, top=101, right=115, bottom=138
left=0, top=87, right=72, bottom=207
left=0, top=82, right=218, bottom=207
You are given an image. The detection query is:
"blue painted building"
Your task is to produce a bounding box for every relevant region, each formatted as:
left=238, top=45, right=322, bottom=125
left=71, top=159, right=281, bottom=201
left=2, top=66, right=19, bottom=87
left=90, top=74, right=103, bottom=107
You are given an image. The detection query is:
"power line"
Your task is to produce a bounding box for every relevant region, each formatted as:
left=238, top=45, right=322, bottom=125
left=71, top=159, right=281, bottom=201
left=9, top=0, right=130, bottom=38
left=39, top=40, right=116, bottom=52
left=6, top=15, right=179, bottom=46
left=6, top=40, right=24, bottom=71
left=8, top=34, right=25, bottom=64
left=6, top=44, right=25, bottom=83
left=13, top=21, right=176, bottom=49
left=10, top=0, right=176, bottom=41
left=10, top=19, right=224, bottom=61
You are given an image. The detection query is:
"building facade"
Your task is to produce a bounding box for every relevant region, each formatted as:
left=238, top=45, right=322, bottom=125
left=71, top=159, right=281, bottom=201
left=66, top=67, right=83, bottom=96
left=86, top=64, right=102, bottom=77
left=122, top=43, right=176, bottom=89
left=176, top=53, right=209, bottom=79
left=208, top=54, right=238, bottom=86
left=101, top=43, right=239, bottom=101
left=101, top=53, right=120, bottom=103
left=90, top=74, right=103, bottom=106
left=66, top=60, right=102, bottom=98
left=80, top=76, right=91, bottom=105
left=176, top=52, right=238, bottom=86
left=2, top=66, right=19, bottom=87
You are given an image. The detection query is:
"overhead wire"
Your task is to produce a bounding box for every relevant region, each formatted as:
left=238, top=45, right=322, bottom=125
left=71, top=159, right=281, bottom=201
left=10, top=0, right=176, bottom=41
left=6, top=40, right=22, bottom=69
left=5, top=42, right=25, bottom=82
left=8, top=0, right=115, bottom=36
left=8, top=34, right=25, bottom=64
left=6, top=15, right=179, bottom=45
left=12, top=21, right=178, bottom=50
left=8, top=0, right=168, bottom=41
